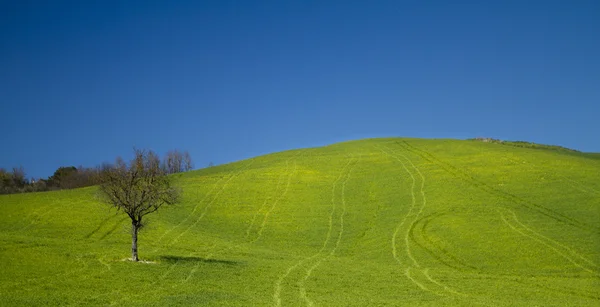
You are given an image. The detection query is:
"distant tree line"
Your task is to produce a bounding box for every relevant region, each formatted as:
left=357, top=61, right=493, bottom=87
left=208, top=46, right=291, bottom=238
left=0, top=150, right=193, bottom=195
left=469, top=137, right=580, bottom=153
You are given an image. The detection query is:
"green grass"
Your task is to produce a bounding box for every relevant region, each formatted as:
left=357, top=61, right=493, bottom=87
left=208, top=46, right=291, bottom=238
left=1, top=138, right=599, bottom=306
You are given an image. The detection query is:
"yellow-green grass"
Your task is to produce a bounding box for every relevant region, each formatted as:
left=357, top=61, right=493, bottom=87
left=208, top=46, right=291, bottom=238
left=1, top=138, right=599, bottom=306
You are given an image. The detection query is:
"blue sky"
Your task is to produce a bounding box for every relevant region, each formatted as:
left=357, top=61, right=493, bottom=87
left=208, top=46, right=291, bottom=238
left=1, top=0, right=599, bottom=179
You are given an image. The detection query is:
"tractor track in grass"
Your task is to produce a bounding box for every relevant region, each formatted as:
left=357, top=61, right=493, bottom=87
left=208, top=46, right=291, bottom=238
left=407, top=209, right=600, bottom=302
left=391, top=141, right=599, bottom=302
left=504, top=155, right=600, bottom=197
left=398, top=140, right=600, bottom=234
left=380, top=145, right=465, bottom=298
left=205, top=152, right=302, bottom=258
left=20, top=199, right=86, bottom=232
left=116, top=153, right=302, bottom=305
left=152, top=160, right=255, bottom=250
left=558, top=175, right=600, bottom=196
left=18, top=195, right=56, bottom=230
left=298, top=154, right=360, bottom=307
left=409, top=212, right=478, bottom=272
left=499, top=209, right=599, bottom=275
left=253, top=159, right=299, bottom=243
left=106, top=161, right=258, bottom=305
left=245, top=162, right=289, bottom=240
left=274, top=154, right=355, bottom=307
left=186, top=157, right=300, bottom=283
left=378, top=146, right=418, bottom=269
left=168, top=160, right=256, bottom=247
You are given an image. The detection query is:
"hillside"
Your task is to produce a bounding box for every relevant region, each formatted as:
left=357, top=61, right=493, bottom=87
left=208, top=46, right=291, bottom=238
left=1, top=138, right=599, bottom=306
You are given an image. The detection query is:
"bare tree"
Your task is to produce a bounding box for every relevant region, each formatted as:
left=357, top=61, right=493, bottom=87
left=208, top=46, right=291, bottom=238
left=183, top=151, right=193, bottom=171
left=164, top=150, right=180, bottom=174
left=98, top=149, right=179, bottom=261
left=163, top=150, right=193, bottom=174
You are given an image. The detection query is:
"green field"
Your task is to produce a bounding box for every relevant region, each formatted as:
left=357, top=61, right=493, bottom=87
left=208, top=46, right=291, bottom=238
left=1, top=138, right=599, bottom=306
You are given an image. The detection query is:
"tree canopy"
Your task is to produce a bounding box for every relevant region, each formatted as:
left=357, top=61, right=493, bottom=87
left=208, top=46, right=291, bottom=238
left=98, top=149, right=180, bottom=261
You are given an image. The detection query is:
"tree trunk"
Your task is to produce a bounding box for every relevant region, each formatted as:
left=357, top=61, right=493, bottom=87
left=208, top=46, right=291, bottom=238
left=131, top=221, right=139, bottom=262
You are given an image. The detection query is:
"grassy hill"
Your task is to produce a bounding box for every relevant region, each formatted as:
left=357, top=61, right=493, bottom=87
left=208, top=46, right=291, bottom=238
left=1, top=138, right=599, bottom=306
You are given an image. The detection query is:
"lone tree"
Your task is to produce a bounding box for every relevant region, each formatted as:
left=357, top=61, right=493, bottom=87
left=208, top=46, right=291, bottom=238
left=98, top=149, right=179, bottom=261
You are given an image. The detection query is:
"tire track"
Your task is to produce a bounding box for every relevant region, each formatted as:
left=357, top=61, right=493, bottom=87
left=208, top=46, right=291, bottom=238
left=380, top=145, right=464, bottom=297
left=204, top=152, right=302, bottom=259
left=273, top=155, right=355, bottom=307
left=394, top=140, right=600, bottom=301
left=558, top=175, right=600, bottom=197
left=21, top=199, right=86, bottom=231
left=298, top=155, right=360, bottom=307
left=379, top=146, right=418, bottom=269
left=121, top=153, right=302, bottom=306
left=245, top=162, right=290, bottom=240
left=504, top=155, right=600, bottom=197
left=409, top=212, right=478, bottom=272
left=168, top=160, right=256, bottom=246
left=17, top=194, right=55, bottom=230
left=399, top=140, right=600, bottom=234
left=152, top=160, right=255, bottom=250
left=117, top=155, right=301, bottom=306
left=185, top=158, right=299, bottom=283
left=110, top=161, right=258, bottom=305
left=498, top=209, right=599, bottom=275
left=253, top=160, right=299, bottom=242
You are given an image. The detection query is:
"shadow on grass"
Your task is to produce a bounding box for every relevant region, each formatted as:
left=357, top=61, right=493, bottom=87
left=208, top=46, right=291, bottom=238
left=159, top=255, right=239, bottom=266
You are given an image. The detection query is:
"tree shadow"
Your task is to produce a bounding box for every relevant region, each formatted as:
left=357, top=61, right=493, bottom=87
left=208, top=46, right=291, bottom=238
left=159, top=255, right=240, bottom=266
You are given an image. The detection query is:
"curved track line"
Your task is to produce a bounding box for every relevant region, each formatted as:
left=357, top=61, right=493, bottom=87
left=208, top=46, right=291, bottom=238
left=204, top=154, right=300, bottom=259
left=379, top=146, right=422, bottom=269
left=405, top=267, right=442, bottom=296
left=184, top=153, right=301, bottom=284
left=196, top=161, right=298, bottom=271
left=299, top=155, right=360, bottom=306
left=408, top=214, right=473, bottom=272
left=245, top=162, right=289, bottom=239
left=153, top=160, right=255, bottom=249
left=399, top=148, right=428, bottom=269
left=111, top=161, right=259, bottom=304
left=422, top=268, right=466, bottom=297
left=505, top=155, right=600, bottom=197
left=255, top=161, right=298, bottom=240
left=499, top=209, right=599, bottom=274
left=380, top=146, right=436, bottom=294
left=21, top=199, right=87, bottom=231
left=379, top=147, right=417, bottom=268
left=169, top=160, right=256, bottom=246
left=559, top=175, right=600, bottom=196
left=381, top=145, right=466, bottom=297
left=274, top=155, right=355, bottom=307
left=399, top=140, right=599, bottom=234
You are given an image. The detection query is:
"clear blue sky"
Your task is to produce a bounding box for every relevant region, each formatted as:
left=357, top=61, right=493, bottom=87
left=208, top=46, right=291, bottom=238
left=1, top=0, right=599, bottom=179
